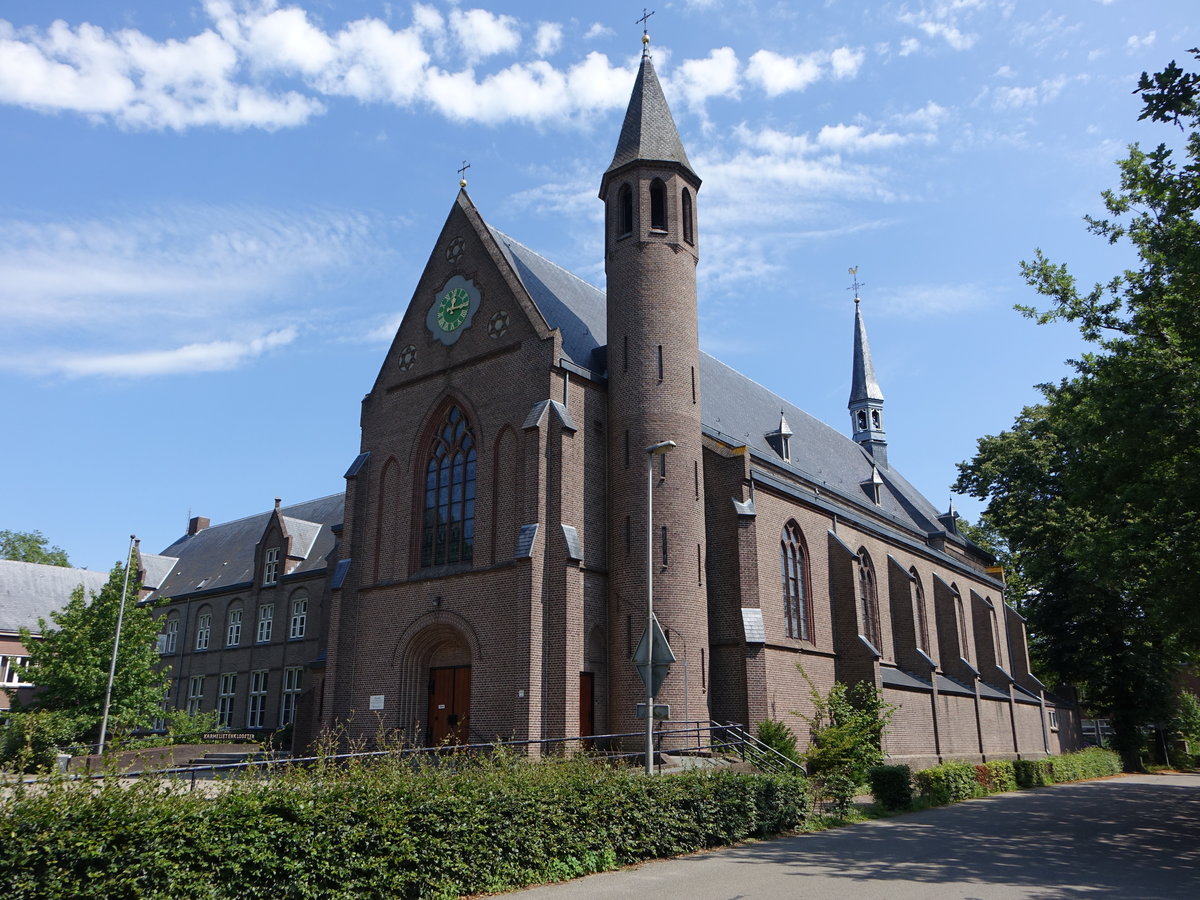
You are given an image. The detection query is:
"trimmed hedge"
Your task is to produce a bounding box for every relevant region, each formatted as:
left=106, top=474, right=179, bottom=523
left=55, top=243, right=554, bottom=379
left=914, top=761, right=982, bottom=806
left=1, top=754, right=810, bottom=899
left=868, top=764, right=913, bottom=811
left=913, top=748, right=1122, bottom=807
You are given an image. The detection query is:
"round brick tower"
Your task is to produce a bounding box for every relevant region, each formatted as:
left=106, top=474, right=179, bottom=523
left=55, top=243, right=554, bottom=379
left=601, top=51, right=710, bottom=741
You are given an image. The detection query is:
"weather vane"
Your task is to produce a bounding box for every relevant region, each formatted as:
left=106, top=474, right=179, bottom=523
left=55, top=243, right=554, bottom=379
left=637, top=8, right=654, bottom=55
left=847, top=266, right=865, bottom=303
left=458, top=160, right=471, bottom=188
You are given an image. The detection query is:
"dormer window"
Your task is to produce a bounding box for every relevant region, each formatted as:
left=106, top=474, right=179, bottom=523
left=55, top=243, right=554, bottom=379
left=649, top=178, right=667, bottom=231
left=263, top=546, right=279, bottom=585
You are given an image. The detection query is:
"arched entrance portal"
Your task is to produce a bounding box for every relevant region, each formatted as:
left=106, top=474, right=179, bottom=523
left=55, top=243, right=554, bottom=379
left=423, top=630, right=472, bottom=746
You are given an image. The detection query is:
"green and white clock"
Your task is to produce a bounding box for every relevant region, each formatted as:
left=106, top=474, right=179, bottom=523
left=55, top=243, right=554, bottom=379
left=426, top=275, right=481, bottom=345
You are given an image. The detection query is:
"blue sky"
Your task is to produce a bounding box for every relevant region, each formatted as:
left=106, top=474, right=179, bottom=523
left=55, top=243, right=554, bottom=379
left=1, top=0, right=1194, bottom=572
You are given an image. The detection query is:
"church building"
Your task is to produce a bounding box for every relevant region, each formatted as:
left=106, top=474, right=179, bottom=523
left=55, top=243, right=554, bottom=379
left=147, top=46, right=1080, bottom=768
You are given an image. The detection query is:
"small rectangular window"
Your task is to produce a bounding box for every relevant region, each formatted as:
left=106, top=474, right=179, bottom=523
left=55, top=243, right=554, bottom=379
left=281, top=667, right=303, bottom=726
left=218, top=673, right=237, bottom=728
left=247, top=670, right=268, bottom=729
left=691, top=366, right=696, bottom=403
left=694, top=460, right=699, bottom=499
left=697, top=543, right=702, bottom=585
left=263, top=547, right=280, bottom=585
left=187, top=675, right=205, bottom=715
left=290, top=597, right=307, bottom=640
left=195, top=612, right=211, bottom=651
left=657, top=345, right=664, bottom=381
left=659, top=454, right=666, bottom=479
left=226, top=609, right=242, bottom=647
left=161, top=618, right=178, bottom=654
left=257, top=604, right=274, bottom=643
left=661, top=525, right=668, bottom=566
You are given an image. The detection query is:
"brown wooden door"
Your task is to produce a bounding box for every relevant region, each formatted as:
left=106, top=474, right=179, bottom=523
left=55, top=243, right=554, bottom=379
left=579, top=672, right=595, bottom=739
left=427, top=665, right=471, bottom=745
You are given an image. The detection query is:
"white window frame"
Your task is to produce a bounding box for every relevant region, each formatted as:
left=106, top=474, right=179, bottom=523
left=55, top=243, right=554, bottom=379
left=289, top=596, right=307, bottom=640
left=280, top=667, right=303, bottom=726
left=256, top=604, right=274, bottom=644
left=186, top=674, right=205, bottom=715
left=247, top=669, right=268, bottom=729
left=263, top=547, right=280, bottom=585
left=218, top=672, right=237, bottom=728
left=161, top=617, right=179, bottom=655
left=1, top=654, right=33, bottom=687
left=195, top=612, right=211, bottom=651
left=227, top=608, right=242, bottom=647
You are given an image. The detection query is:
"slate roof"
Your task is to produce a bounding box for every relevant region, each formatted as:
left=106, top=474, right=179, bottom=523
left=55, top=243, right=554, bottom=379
left=147, top=494, right=344, bottom=602
left=0, top=559, right=109, bottom=635
left=485, top=222, right=951, bottom=542
left=850, top=300, right=885, bottom=403
left=605, top=55, right=695, bottom=178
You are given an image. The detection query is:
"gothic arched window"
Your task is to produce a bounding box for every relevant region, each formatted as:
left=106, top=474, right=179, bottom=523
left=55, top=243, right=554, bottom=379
left=649, top=178, right=668, bottom=231
left=857, top=549, right=882, bottom=650
left=780, top=522, right=810, bottom=640
left=953, top=585, right=970, bottom=660
left=421, top=405, right=477, bottom=567
left=681, top=187, right=694, bottom=244
left=910, top=569, right=929, bottom=652
left=618, top=183, right=633, bottom=236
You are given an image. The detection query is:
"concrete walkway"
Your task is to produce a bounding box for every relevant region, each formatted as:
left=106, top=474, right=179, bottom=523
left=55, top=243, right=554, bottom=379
left=506, top=773, right=1200, bottom=899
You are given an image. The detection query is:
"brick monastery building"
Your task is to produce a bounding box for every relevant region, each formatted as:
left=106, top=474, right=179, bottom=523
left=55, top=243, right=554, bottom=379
left=143, top=51, right=1081, bottom=768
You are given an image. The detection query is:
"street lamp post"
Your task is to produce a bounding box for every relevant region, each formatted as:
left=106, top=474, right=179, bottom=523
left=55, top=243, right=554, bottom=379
left=645, top=439, right=676, bottom=775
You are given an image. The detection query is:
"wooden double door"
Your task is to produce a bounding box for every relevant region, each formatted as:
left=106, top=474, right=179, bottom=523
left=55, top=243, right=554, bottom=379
left=427, top=665, right=471, bottom=745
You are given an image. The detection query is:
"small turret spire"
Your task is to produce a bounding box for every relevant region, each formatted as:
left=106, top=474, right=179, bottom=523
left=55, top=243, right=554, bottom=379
left=847, top=268, right=887, bottom=466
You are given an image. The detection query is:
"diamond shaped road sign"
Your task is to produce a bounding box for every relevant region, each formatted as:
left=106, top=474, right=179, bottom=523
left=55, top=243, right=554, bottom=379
left=631, top=615, right=676, bottom=696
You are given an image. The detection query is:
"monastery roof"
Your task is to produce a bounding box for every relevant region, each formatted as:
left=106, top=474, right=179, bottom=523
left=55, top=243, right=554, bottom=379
left=0, top=559, right=110, bottom=635
left=147, top=494, right=344, bottom=602
left=488, top=225, right=952, bottom=541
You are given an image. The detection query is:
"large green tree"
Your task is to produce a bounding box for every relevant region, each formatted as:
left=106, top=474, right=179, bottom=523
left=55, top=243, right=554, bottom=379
left=0, top=529, right=70, bottom=566
left=16, top=559, right=168, bottom=742
left=956, top=50, right=1200, bottom=769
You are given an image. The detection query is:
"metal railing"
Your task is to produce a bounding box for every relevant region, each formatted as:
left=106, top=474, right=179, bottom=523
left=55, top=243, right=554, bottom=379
left=23, top=720, right=802, bottom=787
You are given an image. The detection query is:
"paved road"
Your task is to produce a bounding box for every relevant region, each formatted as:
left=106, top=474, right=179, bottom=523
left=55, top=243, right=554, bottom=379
left=507, top=773, right=1200, bottom=899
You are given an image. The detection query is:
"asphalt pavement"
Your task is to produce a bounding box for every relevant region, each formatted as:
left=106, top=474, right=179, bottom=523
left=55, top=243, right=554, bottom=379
left=505, top=773, right=1200, bottom=899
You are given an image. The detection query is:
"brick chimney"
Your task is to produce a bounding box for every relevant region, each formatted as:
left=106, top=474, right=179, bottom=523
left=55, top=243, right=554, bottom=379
left=187, top=516, right=210, bottom=536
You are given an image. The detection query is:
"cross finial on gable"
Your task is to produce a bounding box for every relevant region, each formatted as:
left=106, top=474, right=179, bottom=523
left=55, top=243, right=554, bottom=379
left=637, top=8, right=655, bottom=55
left=458, top=160, right=471, bottom=188
left=847, top=265, right=865, bottom=303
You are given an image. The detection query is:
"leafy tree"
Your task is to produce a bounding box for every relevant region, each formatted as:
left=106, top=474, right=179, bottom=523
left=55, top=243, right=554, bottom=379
left=0, top=529, right=70, bottom=566
left=14, top=559, right=167, bottom=745
left=796, top=671, right=895, bottom=815
left=956, top=50, right=1200, bottom=770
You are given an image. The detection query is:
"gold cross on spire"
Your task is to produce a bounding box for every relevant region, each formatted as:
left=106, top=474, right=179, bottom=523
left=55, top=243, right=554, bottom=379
left=637, top=8, right=655, bottom=55
left=458, top=160, right=471, bottom=188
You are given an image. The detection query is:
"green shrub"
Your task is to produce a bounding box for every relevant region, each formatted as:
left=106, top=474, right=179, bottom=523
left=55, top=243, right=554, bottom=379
left=981, top=760, right=1017, bottom=793
left=0, top=753, right=811, bottom=899
left=868, top=764, right=913, bottom=810
left=914, top=761, right=982, bottom=805
left=0, top=709, right=93, bottom=772
left=755, top=718, right=800, bottom=766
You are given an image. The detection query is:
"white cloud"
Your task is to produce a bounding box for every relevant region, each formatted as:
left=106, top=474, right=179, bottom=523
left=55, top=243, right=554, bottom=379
left=746, top=45, right=864, bottom=97
left=874, top=283, right=985, bottom=317
left=991, top=75, right=1070, bottom=110
left=0, top=206, right=388, bottom=377
left=449, top=7, right=520, bottom=61
left=898, top=2, right=981, bottom=52
left=746, top=49, right=821, bottom=96
left=1125, top=31, right=1156, bottom=53
left=534, top=22, right=562, bottom=58
left=899, top=37, right=921, bottom=57
left=670, top=47, right=740, bottom=112
left=584, top=23, right=614, bottom=41
left=829, top=46, right=865, bottom=80
left=896, top=100, right=949, bottom=130
left=817, top=123, right=907, bottom=153
left=50, top=328, right=298, bottom=378
left=994, top=64, right=1015, bottom=78
left=915, top=20, right=977, bottom=51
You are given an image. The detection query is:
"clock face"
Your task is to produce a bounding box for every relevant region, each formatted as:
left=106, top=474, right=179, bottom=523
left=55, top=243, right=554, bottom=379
left=426, top=275, right=481, bottom=346
left=436, top=287, right=471, bottom=331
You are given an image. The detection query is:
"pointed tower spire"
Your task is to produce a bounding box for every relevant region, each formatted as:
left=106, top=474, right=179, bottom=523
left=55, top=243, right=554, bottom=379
left=604, top=54, right=697, bottom=182
left=847, top=270, right=887, bottom=466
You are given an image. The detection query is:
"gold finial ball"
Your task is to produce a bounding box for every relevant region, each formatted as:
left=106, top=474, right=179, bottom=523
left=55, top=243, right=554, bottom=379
left=459, top=178, right=467, bottom=187
left=642, top=32, right=650, bottom=45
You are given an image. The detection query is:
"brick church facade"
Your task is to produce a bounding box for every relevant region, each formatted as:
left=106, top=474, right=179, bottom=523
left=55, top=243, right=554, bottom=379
left=146, top=53, right=1080, bottom=768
